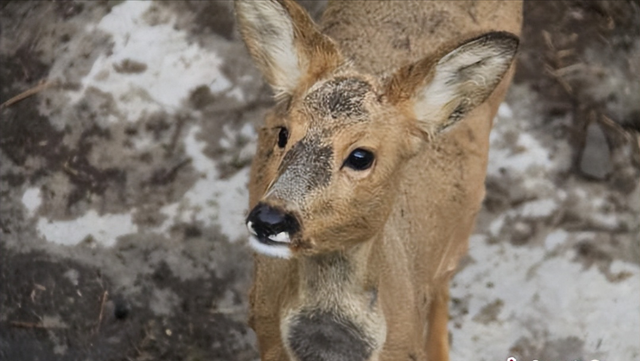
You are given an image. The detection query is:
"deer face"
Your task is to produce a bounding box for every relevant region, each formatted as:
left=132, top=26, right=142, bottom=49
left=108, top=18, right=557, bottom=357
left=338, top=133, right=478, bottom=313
left=247, top=74, right=420, bottom=257
left=237, top=0, right=518, bottom=258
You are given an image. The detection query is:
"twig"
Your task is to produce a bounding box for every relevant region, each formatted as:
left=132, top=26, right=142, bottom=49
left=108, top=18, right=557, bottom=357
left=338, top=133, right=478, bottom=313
left=209, top=305, right=245, bottom=315
left=601, top=114, right=634, bottom=143
left=9, top=321, right=62, bottom=329
left=150, top=158, right=192, bottom=185
left=0, top=79, right=56, bottom=110
left=167, top=114, right=187, bottom=156
left=552, top=63, right=586, bottom=77
left=542, top=30, right=555, bottom=52
left=556, top=48, right=575, bottom=59
left=544, top=64, right=573, bottom=94
left=96, top=290, right=108, bottom=333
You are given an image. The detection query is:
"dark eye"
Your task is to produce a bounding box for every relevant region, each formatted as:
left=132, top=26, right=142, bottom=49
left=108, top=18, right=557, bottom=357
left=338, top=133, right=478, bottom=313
left=344, top=148, right=375, bottom=171
left=277, top=127, right=288, bottom=148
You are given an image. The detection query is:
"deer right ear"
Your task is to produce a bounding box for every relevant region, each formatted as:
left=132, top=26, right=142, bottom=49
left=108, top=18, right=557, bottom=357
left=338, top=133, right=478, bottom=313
left=235, top=0, right=342, bottom=100
left=386, top=32, right=519, bottom=137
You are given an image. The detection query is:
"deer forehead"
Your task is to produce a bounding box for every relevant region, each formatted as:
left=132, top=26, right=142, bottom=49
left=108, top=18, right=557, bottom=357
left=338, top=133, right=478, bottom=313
left=302, top=76, right=376, bottom=123
left=289, top=76, right=385, bottom=153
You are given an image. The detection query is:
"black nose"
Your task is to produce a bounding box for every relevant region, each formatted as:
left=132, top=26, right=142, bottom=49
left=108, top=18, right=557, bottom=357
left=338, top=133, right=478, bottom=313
left=246, top=203, right=300, bottom=243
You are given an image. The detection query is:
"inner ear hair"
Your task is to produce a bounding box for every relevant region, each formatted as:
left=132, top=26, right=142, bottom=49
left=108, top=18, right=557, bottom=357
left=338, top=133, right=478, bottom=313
left=235, top=0, right=343, bottom=100
left=435, top=32, right=519, bottom=127
left=386, top=31, right=519, bottom=136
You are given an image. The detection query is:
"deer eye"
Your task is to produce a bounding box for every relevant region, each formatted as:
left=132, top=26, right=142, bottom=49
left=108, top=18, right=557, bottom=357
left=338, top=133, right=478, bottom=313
left=343, top=148, right=375, bottom=171
left=277, top=127, right=288, bottom=148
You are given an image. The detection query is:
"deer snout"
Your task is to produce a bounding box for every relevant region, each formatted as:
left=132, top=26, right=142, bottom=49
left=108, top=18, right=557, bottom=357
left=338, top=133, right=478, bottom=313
left=246, top=203, right=300, bottom=258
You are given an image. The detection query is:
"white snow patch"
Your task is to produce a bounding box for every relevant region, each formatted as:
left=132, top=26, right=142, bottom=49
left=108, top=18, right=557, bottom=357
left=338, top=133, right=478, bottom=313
left=21, top=187, right=42, bottom=217
left=520, top=198, right=557, bottom=218
left=184, top=125, right=215, bottom=172
left=488, top=132, right=553, bottom=177
left=227, top=87, right=246, bottom=102
left=489, top=214, right=505, bottom=237
left=450, top=237, right=640, bottom=360
left=589, top=212, right=619, bottom=230
left=544, top=229, right=568, bottom=251
left=68, top=1, right=230, bottom=122
left=610, top=260, right=640, bottom=275
left=497, top=103, right=513, bottom=118
left=63, top=269, right=80, bottom=286
left=36, top=210, right=137, bottom=247
left=215, top=169, right=252, bottom=241
left=153, top=125, right=252, bottom=242
left=576, top=232, right=597, bottom=242
left=132, top=133, right=156, bottom=151
left=219, top=122, right=257, bottom=168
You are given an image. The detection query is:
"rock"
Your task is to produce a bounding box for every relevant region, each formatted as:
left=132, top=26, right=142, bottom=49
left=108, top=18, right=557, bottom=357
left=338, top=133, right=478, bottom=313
left=579, top=122, right=613, bottom=180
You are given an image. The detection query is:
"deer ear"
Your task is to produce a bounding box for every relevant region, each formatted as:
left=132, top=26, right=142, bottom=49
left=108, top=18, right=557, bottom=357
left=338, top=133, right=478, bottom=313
left=386, top=32, right=519, bottom=136
left=235, top=0, right=342, bottom=99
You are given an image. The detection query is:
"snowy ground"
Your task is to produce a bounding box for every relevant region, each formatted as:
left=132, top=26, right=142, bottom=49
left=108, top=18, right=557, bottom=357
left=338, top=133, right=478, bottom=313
left=1, top=1, right=638, bottom=360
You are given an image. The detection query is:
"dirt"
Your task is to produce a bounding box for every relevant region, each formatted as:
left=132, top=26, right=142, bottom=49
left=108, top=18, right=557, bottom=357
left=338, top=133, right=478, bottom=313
left=1, top=1, right=638, bottom=360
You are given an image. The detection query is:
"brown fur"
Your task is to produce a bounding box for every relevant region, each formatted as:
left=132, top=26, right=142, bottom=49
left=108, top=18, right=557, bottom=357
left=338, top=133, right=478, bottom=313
left=236, top=1, right=522, bottom=360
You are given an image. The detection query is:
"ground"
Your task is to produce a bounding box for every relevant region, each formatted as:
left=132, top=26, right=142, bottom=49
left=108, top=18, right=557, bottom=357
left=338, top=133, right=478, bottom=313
left=0, top=1, right=638, bottom=361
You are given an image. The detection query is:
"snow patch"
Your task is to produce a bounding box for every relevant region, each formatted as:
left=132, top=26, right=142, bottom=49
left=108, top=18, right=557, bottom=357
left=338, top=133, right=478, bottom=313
left=489, top=214, right=505, bottom=237
left=21, top=187, right=42, bottom=217
left=36, top=210, right=137, bottom=247
left=498, top=103, right=513, bottom=118
left=153, top=125, right=253, bottom=242
left=67, top=1, right=232, bottom=122
left=544, top=229, right=568, bottom=251
left=488, top=132, right=553, bottom=176
left=520, top=198, right=557, bottom=218
left=450, top=237, right=640, bottom=360
left=589, top=212, right=619, bottom=230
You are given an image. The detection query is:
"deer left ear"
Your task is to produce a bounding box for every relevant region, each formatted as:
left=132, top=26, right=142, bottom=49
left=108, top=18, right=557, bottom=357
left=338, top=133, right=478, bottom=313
left=386, top=32, right=519, bottom=136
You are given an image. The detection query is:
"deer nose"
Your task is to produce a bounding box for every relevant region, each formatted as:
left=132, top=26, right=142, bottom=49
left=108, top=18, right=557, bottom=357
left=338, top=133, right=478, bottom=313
left=246, top=203, right=300, bottom=245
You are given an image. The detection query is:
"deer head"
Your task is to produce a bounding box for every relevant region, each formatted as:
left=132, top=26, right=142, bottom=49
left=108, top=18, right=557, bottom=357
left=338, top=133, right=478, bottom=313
left=237, top=0, right=518, bottom=259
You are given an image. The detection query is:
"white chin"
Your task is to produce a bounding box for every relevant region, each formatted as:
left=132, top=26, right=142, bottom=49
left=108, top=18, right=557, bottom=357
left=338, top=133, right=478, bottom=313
left=248, top=236, right=292, bottom=259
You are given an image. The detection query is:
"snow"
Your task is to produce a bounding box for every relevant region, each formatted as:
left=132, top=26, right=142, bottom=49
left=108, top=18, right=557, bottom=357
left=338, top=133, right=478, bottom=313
left=450, top=84, right=640, bottom=359
left=15, top=1, right=636, bottom=358
left=21, top=187, right=42, bottom=217
left=67, top=1, right=232, bottom=122
left=451, top=236, right=640, bottom=361
left=42, top=0, right=253, bottom=246
left=153, top=125, right=253, bottom=243
left=544, top=229, right=569, bottom=251
left=520, top=198, right=558, bottom=218
left=36, top=209, right=137, bottom=247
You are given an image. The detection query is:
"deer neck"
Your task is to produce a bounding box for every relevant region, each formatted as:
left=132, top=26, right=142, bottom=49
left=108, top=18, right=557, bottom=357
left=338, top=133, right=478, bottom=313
left=281, top=238, right=387, bottom=361
left=295, top=240, right=379, bottom=308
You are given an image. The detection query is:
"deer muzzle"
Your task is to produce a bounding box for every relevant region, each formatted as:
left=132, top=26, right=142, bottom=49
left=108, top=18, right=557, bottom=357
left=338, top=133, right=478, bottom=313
left=246, top=202, right=301, bottom=258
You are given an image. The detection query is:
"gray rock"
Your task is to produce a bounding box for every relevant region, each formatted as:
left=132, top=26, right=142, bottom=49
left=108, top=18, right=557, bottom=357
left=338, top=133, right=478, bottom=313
left=580, top=121, right=613, bottom=179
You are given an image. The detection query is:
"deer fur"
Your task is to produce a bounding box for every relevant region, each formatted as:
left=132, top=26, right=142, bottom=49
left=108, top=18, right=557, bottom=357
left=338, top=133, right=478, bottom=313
left=236, top=1, right=522, bottom=360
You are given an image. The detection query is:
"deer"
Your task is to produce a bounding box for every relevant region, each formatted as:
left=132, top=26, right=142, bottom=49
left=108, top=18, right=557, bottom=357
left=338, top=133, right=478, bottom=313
left=235, top=0, right=522, bottom=360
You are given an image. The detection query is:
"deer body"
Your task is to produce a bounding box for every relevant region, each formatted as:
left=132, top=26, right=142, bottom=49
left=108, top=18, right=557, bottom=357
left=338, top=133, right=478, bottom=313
left=236, top=1, right=522, bottom=360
